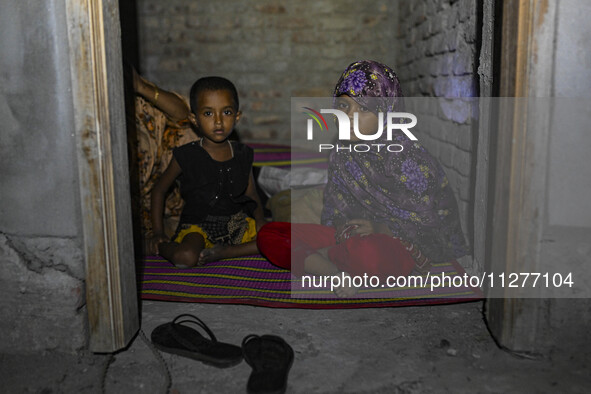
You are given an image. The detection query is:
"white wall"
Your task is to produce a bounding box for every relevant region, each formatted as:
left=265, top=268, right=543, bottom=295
left=547, top=0, right=591, bottom=227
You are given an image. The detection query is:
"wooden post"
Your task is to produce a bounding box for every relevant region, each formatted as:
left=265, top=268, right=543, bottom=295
left=65, top=0, right=139, bottom=352
left=486, top=0, right=557, bottom=354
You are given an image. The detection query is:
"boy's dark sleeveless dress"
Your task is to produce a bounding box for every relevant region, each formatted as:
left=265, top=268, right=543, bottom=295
left=172, top=140, right=257, bottom=246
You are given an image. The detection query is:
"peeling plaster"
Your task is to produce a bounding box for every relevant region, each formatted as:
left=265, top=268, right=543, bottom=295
left=2, top=232, right=85, bottom=280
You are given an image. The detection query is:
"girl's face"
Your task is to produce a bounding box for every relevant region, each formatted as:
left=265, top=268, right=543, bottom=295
left=335, top=94, right=379, bottom=142
left=191, top=89, right=241, bottom=144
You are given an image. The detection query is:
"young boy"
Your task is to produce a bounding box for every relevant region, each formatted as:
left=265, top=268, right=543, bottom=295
left=149, top=77, right=266, bottom=267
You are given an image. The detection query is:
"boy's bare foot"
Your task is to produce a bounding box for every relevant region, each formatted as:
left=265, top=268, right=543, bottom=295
left=198, top=245, right=227, bottom=264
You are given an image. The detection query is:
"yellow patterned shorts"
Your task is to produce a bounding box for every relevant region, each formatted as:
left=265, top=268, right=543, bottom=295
left=173, top=216, right=257, bottom=249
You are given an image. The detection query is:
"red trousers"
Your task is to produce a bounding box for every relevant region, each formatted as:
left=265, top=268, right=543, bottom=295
left=256, top=222, right=416, bottom=278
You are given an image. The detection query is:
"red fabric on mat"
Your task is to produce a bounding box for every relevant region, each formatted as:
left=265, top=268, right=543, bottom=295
left=257, top=222, right=416, bottom=278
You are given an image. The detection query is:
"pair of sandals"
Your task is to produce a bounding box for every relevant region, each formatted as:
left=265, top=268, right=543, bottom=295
left=151, top=314, right=294, bottom=394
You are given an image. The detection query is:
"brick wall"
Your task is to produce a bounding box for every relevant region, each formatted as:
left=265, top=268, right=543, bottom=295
left=136, top=0, right=399, bottom=144
left=396, top=0, right=479, bottom=257
left=135, top=0, right=480, bottom=262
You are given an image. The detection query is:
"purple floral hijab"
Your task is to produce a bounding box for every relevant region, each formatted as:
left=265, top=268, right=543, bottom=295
left=321, top=60, right=467, bottom=261
left=334, top=60, right=403, bottom=113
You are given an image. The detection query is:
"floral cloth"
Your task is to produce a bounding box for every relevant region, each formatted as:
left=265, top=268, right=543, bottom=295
left=133, top=96, right=198, bottom=237
left=321, top=60, right=467, bottom=262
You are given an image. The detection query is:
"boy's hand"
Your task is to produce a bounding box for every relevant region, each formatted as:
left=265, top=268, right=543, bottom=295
left=148, top=232, right=169, bottom=255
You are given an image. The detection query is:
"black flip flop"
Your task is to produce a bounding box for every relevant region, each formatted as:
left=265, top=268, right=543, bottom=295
left=242, top=334, right=294, bottom=394
left=151, top=314, right=243, bottom=368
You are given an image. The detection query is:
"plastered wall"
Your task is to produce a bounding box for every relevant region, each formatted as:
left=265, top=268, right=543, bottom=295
left=0, top=0, right=87, bottom=354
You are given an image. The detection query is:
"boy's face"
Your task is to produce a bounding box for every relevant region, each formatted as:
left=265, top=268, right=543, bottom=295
left=191, top=89, right=241, bottom=144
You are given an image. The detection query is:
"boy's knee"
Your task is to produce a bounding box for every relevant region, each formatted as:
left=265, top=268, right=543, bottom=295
left=172, top=248, right=200, bottom=268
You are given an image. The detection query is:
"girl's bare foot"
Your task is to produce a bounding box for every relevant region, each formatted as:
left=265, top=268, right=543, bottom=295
left=334, top=272, right=358, bottom=298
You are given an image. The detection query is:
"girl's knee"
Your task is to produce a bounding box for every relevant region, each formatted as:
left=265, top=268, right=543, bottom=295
left=347, top=234, right=386, bottom=257
left=344, top=234, right=413, bottom=275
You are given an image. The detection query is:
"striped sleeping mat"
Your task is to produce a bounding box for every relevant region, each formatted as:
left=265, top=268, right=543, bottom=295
left=139, top=255, right=483, bottom=309
left=250, top=143, right=328, bottom=169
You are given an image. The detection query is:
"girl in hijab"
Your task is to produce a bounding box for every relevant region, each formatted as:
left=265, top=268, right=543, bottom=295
left=257, top=60, right=467, bottom=297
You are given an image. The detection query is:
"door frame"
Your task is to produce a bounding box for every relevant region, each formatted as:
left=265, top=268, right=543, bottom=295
left=485, top=0, right=557, bottom=353
left=65, top=0, right=139, bottom=352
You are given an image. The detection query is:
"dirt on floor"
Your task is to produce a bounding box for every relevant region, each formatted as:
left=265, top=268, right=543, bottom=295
left=1, top=300, right=590, bottom=393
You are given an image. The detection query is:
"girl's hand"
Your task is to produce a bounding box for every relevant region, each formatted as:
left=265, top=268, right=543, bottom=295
left=346, top=219, right=376, bottom=237
left=333, top=217, right=347, bottom=241
left=335, top=222, right=359, bottom=244
left=148, top=232, right=169, bottom=255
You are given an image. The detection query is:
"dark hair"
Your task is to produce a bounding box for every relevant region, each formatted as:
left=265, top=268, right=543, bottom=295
left=189, top=76, right=239, bottom=113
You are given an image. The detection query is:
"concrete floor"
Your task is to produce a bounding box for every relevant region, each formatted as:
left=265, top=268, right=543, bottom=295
left=1, top=300, right=590, bottom=393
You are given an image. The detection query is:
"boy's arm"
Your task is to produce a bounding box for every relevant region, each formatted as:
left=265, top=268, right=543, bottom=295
left=244, top=170, right=268, bottom=232
left=133, top=69, right=190, bottom=122
left=150, top=157, right=182, bottom=243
